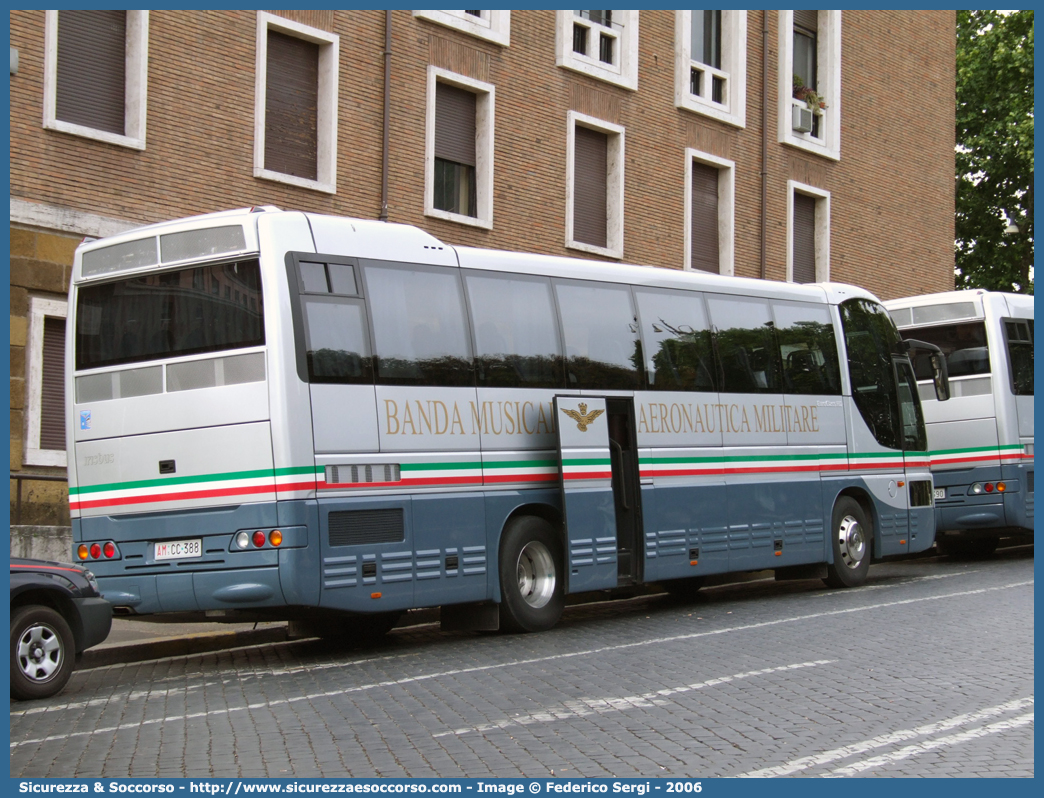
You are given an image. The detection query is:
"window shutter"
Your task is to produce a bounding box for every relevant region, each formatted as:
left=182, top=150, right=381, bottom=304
left=435, top=83, right=477, bottom=167
left=794, top=10, right=818, bottom=32
left=265, top=31, right=319, bottom=181
left=56, top=10, right=126, bottom=134
left=573, top=126, right=608, bottom=248
left=793, top=193, right=817, bottom=284
left=690, top=162, right=720, bottom=273
left=40, top=318, right=67, bottom=452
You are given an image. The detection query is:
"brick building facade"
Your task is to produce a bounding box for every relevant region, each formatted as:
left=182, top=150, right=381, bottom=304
left=9, top=10, right=956, bottom=523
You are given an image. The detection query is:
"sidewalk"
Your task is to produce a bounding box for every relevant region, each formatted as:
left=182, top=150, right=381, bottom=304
left=81, top=615, right=291, bottom=669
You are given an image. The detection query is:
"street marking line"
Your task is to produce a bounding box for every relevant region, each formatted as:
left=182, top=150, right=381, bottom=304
left=738, top=696, right=1035, bottom=777
left=829, top=711, right=1035, bottom=777
left=10, top=578, right=1032, bottom=744
left=433, top=660, right=836, bottom=738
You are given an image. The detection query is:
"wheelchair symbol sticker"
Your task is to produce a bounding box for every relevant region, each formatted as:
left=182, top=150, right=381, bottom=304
left=80, top=411, right=91, bottom=430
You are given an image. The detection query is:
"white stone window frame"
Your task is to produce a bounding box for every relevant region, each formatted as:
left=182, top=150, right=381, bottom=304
left=556, top=11, right=639, bottom=92
left=424, top=66, right=495, bottom=230
left=787, top=180, right=831, bottom=283
left=24, top=296, right=68, bottom=468
left=674, top=10, right=747, bottom=129
left=684, top=148, right=735, bottom=275
left=43, top=10, right=149, bottom=151
left=778, top=10, right=841, bottom=161
left=413, top=11, right=511, bottom=46
left=253, top=12, right=339, bottom=194
left=566, top=110, right=625, bottom=259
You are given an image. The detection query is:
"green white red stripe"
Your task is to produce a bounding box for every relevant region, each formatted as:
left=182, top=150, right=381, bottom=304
left=71, top=447, right=941, bottom=513
left=929, top=444, right=1032, bottom=468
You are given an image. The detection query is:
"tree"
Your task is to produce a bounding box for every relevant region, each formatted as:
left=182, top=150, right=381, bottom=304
left=955, top=10, right=1034, bottom=293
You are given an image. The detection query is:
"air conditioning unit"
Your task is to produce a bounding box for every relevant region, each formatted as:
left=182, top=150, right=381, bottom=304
left=792, top=104, right=813, bottom=133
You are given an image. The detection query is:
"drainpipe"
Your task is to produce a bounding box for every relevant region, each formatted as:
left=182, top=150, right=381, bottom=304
left=379, top=10, right=392, bottom=221
left=760, top=10, right=770, bottom=280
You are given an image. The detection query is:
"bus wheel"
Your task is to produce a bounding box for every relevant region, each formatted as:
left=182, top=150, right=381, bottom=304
left=663, top=576, right=706, bottom=602
left=824, top=497, right=872, bottom=588
left=498, top=516, right=564, bottom=633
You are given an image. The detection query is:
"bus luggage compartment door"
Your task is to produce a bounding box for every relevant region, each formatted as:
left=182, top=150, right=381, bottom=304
left=554, top=395, right=621, bottom=593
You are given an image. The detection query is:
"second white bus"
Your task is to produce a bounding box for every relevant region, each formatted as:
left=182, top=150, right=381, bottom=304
left=885, top=290, right=1033, bottom=556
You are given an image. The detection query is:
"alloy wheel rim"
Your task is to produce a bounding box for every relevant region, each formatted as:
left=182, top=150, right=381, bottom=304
left=516, top=540, right=556, bottom=609
left=17, top=623, right=63, bottom=683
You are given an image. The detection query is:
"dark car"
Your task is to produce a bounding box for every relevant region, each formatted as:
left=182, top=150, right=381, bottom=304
left=10, top=557, right=112, bottom=700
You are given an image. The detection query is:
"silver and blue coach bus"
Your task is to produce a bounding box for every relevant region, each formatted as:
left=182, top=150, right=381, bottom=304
left=885, top=290, right=1033, bottom=557
left=67, top=207, right=943, bottom=634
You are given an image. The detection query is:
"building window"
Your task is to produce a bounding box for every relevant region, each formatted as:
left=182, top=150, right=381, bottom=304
left=567, top=111, right=624, bottom=258
left=779, top=10, right=841, bottom=160
left=254, top=12, right=339, bottom=193
left=25, top=297, right=68, bottom=468
left=413, top=11, right=511, bottom=46
left=788, top=181, right=830, bottom=283
left=425, top=67, right=495, bottom=229
left=674, top=10, right=747, bottom=128
left=43, top=10, right=149, bottom=150
left=556, top=10, right=639, bottom=91
left=685, top=149, right=735, bottom=274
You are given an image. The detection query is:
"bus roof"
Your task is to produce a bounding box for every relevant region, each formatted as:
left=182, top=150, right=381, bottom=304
left=73, top=207, right=883, bottom=308
left=883, top=290, right=1033, bottom=322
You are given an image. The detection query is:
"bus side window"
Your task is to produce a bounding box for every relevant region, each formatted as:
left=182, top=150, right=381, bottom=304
left=464, top=272, right=563, bottom=389
left=705, top=295, right=781, bottom=394
left=1004, top=319, right=1034, bottom=396
left=362, top=262, right=474, bottom=387
left=634, top=288, right=717, bottom=392
left=554, top=280, right=642, bottom=391
left=772, top=301, right=842, bottom=395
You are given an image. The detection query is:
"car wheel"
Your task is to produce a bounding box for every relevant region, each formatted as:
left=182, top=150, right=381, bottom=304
left=823, top=497, right=872, bottom=588
left=498, top=516, right=564, bottom=633
left=11, top=605, right=75, bottom=701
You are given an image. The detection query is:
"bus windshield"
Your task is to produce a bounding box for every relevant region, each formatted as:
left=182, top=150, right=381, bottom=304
left=75, top=259, right=264, bottom=370
left=900, top=321, right=990, bottom=380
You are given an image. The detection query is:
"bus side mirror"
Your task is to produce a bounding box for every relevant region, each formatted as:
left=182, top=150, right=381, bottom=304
left=903, top=338, right=950, bottom=402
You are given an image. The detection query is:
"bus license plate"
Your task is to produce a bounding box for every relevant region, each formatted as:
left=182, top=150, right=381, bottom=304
left=933, top=488, right=945, bottom=500
left=155, top=539, right=202, bottom=561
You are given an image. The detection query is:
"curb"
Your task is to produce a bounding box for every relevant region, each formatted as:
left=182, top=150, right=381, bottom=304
left=80, top=626, right=290, bottom=669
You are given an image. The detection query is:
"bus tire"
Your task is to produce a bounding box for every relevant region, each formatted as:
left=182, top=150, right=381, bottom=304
left=824, top=497, right=872, bottom=588
left=498, top=516, right=564, bottom=633
left=11, top=605, right=75, bottom=701
left=663, top=576, right=706, bottom=602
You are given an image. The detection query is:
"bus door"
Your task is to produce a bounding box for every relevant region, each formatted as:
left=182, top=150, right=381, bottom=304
left=554, top=395, right=642, bottom=591
left=894, top=356, right=931, bottom=550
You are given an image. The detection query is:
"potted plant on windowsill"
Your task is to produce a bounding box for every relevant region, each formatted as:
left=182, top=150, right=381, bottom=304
left=792, top=75, right=827, bottom=115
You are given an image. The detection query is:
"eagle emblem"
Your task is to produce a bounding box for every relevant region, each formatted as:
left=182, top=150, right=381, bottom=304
left=561, top=402, right=605, bottom=432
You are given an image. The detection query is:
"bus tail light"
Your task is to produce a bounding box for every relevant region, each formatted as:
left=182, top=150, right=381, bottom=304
left=997, top=482, right=1006, bottom=492
left=77, top=544, right=89, bottom=561
left=235, top=531, right=250, bottom=549
left=269, top=530, right=282, bottom=547
left=89, top=543, right=101, bottom=559
left=984, top=483, right=994, bottom=493
left=970, top=483, right=984, bottom=495
left=252, top=530, right=266, bottom=548
left=103, top=541, right=116, bottom=558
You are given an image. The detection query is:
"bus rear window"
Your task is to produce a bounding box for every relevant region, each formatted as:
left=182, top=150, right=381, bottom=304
left=75, top=259, right=264, bottom=371
left=900, top=321, right=989, bottom=380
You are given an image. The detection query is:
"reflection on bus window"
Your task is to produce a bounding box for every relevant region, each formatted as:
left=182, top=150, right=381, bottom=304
left=363, top=262, right=474, bottom=386
left=303, top=298, right=372, bottom=383
left=465, top=272, right=563, bottom=388
left=901, top=321, right=990, bottom=380
left=555, top=281, right=642, bottom=390
left=634, top=288, right=716, bottom=392
left=75, top=259, right=264, bottom=371
left=706, top=295, right=781, bottom=394
left=840, top=298, right=903, bottom=450
left=1005, top=319, right=1034, bottom=395
left=773, top=302, right=842, bottom=395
